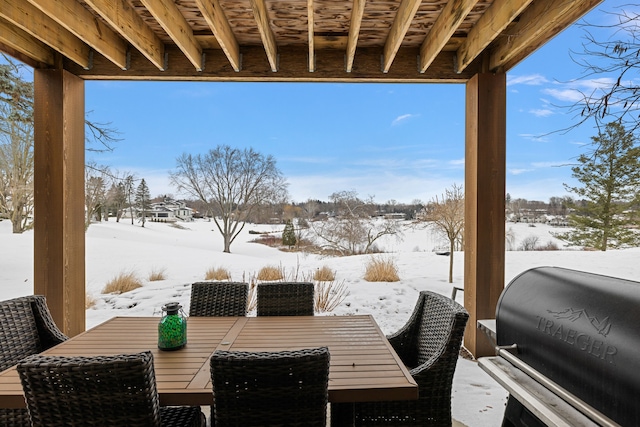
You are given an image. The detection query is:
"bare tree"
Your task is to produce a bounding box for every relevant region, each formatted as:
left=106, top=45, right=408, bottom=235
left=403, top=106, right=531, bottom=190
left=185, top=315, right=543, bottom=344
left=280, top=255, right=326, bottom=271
left=0, top=54, right=121, bottom=233
left=85, top=163, right=109, bottom=229
left=420, top=184, right=464, bottom=283
left=568, top=7, right=640, bottom=133
left=0, top=58, right=34, bottom=233
left=311, top=190, right=400, bottom=255
left=170, top=145, right=288, bottom=253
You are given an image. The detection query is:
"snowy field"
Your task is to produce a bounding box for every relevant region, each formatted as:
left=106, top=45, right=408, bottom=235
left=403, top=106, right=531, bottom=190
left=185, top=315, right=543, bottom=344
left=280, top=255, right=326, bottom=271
left=2, top=219, right=640, bottom=427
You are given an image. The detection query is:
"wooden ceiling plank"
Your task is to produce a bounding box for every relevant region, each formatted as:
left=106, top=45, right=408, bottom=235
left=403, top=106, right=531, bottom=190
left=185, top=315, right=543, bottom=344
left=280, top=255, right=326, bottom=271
left=346, top=0, right=366, bottom=72
left=65, top=46, right=478, bottom=83
left=419, top=0, right=479, bottom=73
left=250, top=0, right=278, bottom=72
left=383, top=0, right=421, bottom=73
left=455, top=0, right=532, bottom=73
left=308, top=0, right=315, bottom=72
left=84, top=0, right=165, bottom=70
left=0, top=16, right=55, bottom=66
left=26, top=0, right=128, bottom=70
left=140, top=0, right=203, bottom=71
left=490, top=0, right=599, bottom=71
left=501, top=0, right=602, bottom=71
left=194, top=0, right=241, bottom=72
left=1, top=0, right=90, bottom=68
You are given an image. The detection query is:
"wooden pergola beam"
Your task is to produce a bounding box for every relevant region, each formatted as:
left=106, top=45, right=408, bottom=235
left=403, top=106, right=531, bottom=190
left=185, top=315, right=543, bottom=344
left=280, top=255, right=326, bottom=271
left=64, top=46, right=479, bottom=83
left=419, top=0, right=479, bottom=73
left=33, top=69, right=85, bottom=337
left=140, top=0, right=203, bottom=71
left=0, top=16, right=55, bottom=66
left=489, top=0, right=600, bottom=71
left=345, top=0, right=366, bottom=73
left=382, top=0, right=421, bottom=73
left=501, top=0, right=602, bottom=71
left=308, top=0, right=315, bottom=72
left=455, top=0, right=533, bottom=73
left=26, top=0, right=128, bottom=70
left=84, top=0, right=166, bottom=71
left=464, top=72, right=506, bottom=357
left=1, top=0, right=91, bottom=69
left=195, top=0, right=241, bottom=72
left=250, top=0, right=279, bottom=72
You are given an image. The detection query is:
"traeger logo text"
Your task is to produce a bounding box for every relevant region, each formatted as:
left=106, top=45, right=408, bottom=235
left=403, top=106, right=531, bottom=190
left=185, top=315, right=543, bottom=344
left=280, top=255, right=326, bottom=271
left=536, top=308, right=617, bottom=365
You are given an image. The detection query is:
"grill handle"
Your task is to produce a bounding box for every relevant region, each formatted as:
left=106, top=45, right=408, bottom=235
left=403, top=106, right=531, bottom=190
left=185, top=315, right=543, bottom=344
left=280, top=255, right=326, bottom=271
left=498, top=348, right=622, bottom=427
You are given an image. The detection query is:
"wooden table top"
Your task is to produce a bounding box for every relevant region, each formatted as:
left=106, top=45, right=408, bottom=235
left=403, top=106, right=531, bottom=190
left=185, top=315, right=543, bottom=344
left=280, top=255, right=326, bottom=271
left=0, top=315, right=417, bottom=408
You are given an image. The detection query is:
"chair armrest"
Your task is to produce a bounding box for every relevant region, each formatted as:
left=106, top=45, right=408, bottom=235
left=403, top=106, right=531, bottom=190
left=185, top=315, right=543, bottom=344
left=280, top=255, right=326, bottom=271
left=31, top=296, right=68, bottom=349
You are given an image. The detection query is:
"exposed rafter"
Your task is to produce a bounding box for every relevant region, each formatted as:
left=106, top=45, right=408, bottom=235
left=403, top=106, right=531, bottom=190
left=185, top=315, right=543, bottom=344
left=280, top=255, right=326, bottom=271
left=501, top=0, right=602, bottom=71
left=0, top=16, right=54, bottom=66
left=382, top=0, right=421, bottom=73
left=1, top=0, right=90, bottom=69
left=250, top=0, right=278, bottom=72
left=419, top=0, right=479, bottom=73
left=84, top=0, right=165, bottom=71
left=346, top=0, right=366, bottom=73
left=195, top=0, right=241, bottom=72
left=140, top=0, right=203, bottom=71
left=455, top=0, right=533, bottom=73
left=489, top=0, right=595, bottom=71
left=308, top=0, right=315, bottom=72
left=26, top=0, right=127, bottom=70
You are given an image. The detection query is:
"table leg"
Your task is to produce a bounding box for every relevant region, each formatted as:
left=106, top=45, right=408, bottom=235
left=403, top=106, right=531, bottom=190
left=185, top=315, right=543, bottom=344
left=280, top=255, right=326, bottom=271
left=330, top=402, right=355, bottom=427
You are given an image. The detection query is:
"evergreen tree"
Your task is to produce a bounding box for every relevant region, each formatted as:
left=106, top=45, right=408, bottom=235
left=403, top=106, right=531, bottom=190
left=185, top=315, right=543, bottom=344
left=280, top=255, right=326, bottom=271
left=556, top=121, right=640, bottom=250
left=135, top=179, right=151, bottom=227
left=282, top=219, right=296, bottom=248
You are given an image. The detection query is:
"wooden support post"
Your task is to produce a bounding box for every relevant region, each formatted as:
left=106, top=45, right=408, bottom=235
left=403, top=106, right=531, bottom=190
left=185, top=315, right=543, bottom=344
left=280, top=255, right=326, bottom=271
left=33, top=69, right=85, bottom=337
left=464, top=72, right=506, bottom=358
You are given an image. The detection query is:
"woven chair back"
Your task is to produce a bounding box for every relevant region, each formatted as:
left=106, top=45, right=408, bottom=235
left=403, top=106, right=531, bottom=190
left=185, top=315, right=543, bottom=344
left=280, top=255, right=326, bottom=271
left=189, top=282, right=248, bottom=316
left=210, top=347, right=329, bottom=426
left=256, top=282, right=314, bottom=316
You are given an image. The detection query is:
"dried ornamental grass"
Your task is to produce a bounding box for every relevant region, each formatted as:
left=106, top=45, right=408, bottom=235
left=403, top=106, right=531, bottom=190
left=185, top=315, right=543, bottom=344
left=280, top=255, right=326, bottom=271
left=363, top=257, right=400, bottom=282
left=313, top=265, right=335, bottom=282
left=148, top=267, right=167, bottom=281
left=85, top=294, right=96, bottom=309
left=257, top=265, right=284, bottom=281
left=205, top=267, right=231, bottom=281
left=102, top=271, right=143, bottom=294
left=315, top=280, right=349, bottom=313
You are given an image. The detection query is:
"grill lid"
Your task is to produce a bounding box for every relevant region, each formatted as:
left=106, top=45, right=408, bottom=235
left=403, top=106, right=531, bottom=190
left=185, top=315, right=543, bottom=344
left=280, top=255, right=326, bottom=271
left=496, top=267, right=640, bottom=427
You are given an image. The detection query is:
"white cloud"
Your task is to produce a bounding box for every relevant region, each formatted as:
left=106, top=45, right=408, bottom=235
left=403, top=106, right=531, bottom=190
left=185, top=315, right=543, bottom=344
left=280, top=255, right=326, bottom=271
left=531, top=161, right=570, bottom=168
left=507, top=74, right=549, bottom=86
left=509, top=168, right=532, bottom=175
left=518, top=134, right=550, bottom=143
left=449, top=158, right=465, bottom=166
left=391, top=114, right=418, bottom=126
left=541, top=88, right=583, bottom=103
left=529, top=109, right=554, bottom=117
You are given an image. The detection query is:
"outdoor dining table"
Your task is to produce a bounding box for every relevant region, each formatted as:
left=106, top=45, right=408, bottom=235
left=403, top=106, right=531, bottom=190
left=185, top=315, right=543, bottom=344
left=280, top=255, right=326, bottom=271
left=0, top=315, right=418, bottom=409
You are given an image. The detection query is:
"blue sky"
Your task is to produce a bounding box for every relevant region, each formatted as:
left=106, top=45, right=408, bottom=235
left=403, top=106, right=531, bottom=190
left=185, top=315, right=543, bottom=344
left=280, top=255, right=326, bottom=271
left=76, top=0, right=633, bottom=204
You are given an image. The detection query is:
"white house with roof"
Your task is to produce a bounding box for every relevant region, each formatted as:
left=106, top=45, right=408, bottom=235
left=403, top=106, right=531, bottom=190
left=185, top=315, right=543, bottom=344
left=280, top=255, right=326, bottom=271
left=149, top=198, right=193, bottom=221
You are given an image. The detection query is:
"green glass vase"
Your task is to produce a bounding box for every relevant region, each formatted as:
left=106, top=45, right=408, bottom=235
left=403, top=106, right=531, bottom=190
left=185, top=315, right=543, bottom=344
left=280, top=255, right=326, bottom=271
left=158, top=302, right=187, bottom=350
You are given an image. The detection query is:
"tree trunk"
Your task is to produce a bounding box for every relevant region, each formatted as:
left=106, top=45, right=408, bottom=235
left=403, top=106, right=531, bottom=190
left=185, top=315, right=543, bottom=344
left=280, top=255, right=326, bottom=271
left=448, top=239, right=455, bottom=283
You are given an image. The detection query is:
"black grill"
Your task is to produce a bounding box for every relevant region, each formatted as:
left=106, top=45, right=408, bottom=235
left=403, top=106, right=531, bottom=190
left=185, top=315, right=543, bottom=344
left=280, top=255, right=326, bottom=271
left=489, top=267, right=640, bottom=427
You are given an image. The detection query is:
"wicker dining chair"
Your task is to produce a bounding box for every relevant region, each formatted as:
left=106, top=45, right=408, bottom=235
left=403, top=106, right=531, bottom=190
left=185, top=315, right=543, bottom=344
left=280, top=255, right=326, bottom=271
left=17, top=351, right=205, bottom=427
left=0, top=295, right=68, bottom=427
left=256, top=282, right=315, bottom=316
left=189, top=282, right=249, bottom=316
left=331, top=291, right=469, bottom=427
left=210, top=347, right=330, bottom=427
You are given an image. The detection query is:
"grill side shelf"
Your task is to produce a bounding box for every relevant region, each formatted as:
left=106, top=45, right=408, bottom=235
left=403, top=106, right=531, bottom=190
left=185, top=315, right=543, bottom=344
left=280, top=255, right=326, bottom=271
left=478, top=355, right=618, bottom=427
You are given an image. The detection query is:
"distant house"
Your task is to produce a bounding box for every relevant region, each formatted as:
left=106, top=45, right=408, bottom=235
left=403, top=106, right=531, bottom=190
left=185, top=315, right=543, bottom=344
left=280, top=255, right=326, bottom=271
left=149, top=198, right=193, bottom=221
left=383, top=212, right=406, bottom=220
